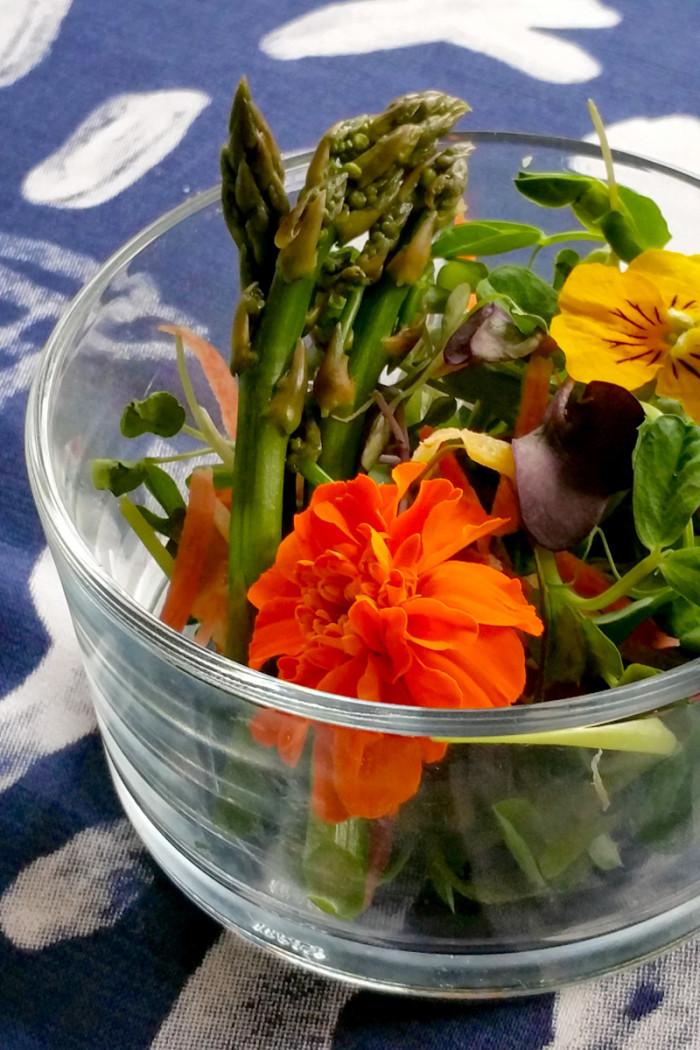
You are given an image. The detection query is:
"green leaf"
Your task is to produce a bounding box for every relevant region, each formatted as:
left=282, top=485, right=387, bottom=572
left=436, top=361, right=524, bottom=429
left=597, top=209, right=644, bottom=263
left=587, top=832, right=623, bottom=871
left=91, top=458, right=146, bottom=496
left=615, top=663, right=662, bottom=687
left=514, top=172, right=671, bottom=259
left=514, top=171, right=605, bottom=212
left=542, top=592, right=587, bottom=687
left=492, top=799, right=547, bottom=889
left=436, top=258, right=488, bottom=292
left=303, top=815, right=369, bottom=920
left=593, top=590, right=674, bottom=645
left=580, top=616, right=624, bottom=686
left=661, top=595, right=700, bottom=651
left=617, top=185, right=671, bottom=251
left=134, top=503, right=185, bottom=540
left=596, top=187, right=670, bottom=263
left=538, top=814, right=612, bottom=880
left=143, top=463, right=186, bottom=516
left=661, top=546, right=700, bottom=606
left=432, top=220, right=542, bottom=259
left=477, top=265, right=559, bottom=330
left=633, top=415, right=700, bottom=549
left=636, top=741, right=697, bottom=849
left=552, top=248, right=580, bottom=291
left=120, top=391, right=186, bottom=438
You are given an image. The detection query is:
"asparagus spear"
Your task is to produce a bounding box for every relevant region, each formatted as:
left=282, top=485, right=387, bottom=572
left=223, top=85, right=469, bottom=661
left=220, top=77, right=289, bottom=294
left=318, top=141, right=471, bottom=480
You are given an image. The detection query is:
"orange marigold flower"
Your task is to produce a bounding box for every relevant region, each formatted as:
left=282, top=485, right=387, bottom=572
left=550, top=250, right=700, bottom=422
left=248, top=462, right=543, bottom=822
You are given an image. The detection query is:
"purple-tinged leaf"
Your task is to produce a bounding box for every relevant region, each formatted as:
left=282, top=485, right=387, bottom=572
left=444, top=303, right=544, bottom=367
left=512, top=380, right=644, bottom=550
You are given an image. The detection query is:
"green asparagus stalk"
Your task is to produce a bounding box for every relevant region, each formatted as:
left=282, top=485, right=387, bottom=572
left=220, top=77, right=289, bottom=294
left=223, top=85, right=469, bottom=661
left=319, top=143, right=470, bottom=479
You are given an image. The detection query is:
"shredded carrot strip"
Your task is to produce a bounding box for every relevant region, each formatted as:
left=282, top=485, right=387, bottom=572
left=491, top=475, right=521, bottom=535
left=514, top=354, right=553, bottom=439
left=160, top=466, right=217, bottom=632
left=160, top=324, right=239, bottom=439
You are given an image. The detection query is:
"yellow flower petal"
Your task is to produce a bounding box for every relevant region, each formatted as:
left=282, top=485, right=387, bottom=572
left=412, top=427, right=515, bottom=479
left=551, top=262, right=667, bottom=390
left=628, top=250, right=700, bottom=314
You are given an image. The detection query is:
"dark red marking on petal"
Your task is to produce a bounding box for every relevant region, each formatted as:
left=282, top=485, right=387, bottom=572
left=679, top=358, right=700, bottom=380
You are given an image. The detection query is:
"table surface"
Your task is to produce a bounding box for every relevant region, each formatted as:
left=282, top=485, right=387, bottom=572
left=3, top=1, right=700, bottom=1047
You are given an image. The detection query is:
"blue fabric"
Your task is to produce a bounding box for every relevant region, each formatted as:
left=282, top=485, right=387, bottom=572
left=2, top=1, right=700, bottom=1046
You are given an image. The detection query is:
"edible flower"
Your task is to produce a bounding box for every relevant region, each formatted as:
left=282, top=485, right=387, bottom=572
left=247, top=462, right=543, bottom=821
left=550, top=250, right=700, bottom=421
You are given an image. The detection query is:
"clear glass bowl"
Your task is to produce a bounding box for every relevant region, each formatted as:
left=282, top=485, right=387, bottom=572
left=25, top=134, right=700, bottom=997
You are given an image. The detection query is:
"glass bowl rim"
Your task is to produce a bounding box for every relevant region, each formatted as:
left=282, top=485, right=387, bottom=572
left=25, top=131, right=700, bottom=737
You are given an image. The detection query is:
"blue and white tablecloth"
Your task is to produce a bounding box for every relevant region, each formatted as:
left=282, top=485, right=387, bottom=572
left=2, top=2, right=700, bottom=1047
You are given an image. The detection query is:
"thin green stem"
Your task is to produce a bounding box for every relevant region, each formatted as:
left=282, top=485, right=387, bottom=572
left=120, top=496, right=174, bottom=577
left=145, top=446, right=214, bottom=465
left=568, top=548, right=666, bottom=612
left=528, top=230, right=604, bottom=268
left=175, top=335, right=234, bottom=466
left=588, top=99, right=618, bottom=210
left=338, top=284, right=365, bottom=345
left=298, top=459, right=335, bottom=489
left=182, top=423, right=208, bottom=442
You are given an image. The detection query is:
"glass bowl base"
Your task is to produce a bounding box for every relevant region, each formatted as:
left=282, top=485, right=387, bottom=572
left=104, top=745, right=700, bottom=998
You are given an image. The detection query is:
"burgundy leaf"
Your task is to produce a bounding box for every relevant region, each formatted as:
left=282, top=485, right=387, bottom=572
left=512, top=380, right=644, bottom=550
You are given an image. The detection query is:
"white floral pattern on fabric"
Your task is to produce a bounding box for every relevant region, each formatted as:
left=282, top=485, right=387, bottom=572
left=150, top=932, right=352, bottom=1050
left=22, top=90, right=210, bottom=209
left=0, top=0, right=73, bottom=87
left=0, top=819, right=152, bottom=950
left=546, top=941, right=700, bottom=1049
left=261, top=0, right=621, bottom=83
left=0, top=549, right=96, bottom=791
left=0, top=232, right=96, bottom=407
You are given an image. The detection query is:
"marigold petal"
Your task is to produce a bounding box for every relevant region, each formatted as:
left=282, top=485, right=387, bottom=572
left=249, top=709, right=310, bottom=767
left=420, top=561, right=543, bottom=633
left=248, top=597, right=305, bottom=669
left=390, top=478, right=504, bottom=572
left=420, top=738, right=448, bottom=764
left=331, top=729, right=426, bottom=820
left=403, top=595, right=478, bottom=651
left=247, top=560, right=300, bottom=608
left=454, top=625, right=529, bottom=707
left=390, top=460, right=427, bottom=504
left=403, top=652, right=465, bottom=708
left=315, top=652, right=366, bottom=699
left=348, top=600, right=413, bottom=680
left=312, top=725, right=351, bottom=823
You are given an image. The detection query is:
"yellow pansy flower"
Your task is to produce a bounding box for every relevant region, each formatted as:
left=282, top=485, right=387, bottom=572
left=551, top=250, right=700, bottom=421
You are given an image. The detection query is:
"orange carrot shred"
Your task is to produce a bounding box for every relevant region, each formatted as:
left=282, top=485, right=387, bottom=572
left=492, top=475, right=521, bottom=535
left=514, top=354, right=553, bottom=438
left=160, top=324, right=239, bottom=439
left=160, top=466, right=217, bottom=633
